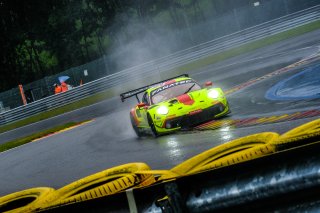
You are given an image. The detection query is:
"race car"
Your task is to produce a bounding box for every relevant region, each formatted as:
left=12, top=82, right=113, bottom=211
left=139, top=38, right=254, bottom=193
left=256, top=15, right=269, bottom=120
left=120, top=74, right=230, bottom=137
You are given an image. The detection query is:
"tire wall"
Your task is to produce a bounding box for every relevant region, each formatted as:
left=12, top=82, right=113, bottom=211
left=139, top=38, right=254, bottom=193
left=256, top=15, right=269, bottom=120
left=1, top=119, right=320, bottom=212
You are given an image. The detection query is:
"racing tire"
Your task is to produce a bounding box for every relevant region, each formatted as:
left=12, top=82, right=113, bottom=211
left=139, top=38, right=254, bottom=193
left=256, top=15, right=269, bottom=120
left=147, top=113, right=159, bottom=137
left=130, top=113, right=144, bottom=137
left=226, top=101, right=231, bottom=115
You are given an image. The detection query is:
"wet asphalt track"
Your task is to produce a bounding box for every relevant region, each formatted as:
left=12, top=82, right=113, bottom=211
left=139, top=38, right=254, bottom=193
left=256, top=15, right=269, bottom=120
left=0, top=29, right=320, bottom=196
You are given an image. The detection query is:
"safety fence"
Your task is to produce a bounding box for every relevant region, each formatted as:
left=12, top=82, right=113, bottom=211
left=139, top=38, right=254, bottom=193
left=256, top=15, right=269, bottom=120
left=1, top=119, right=320, bottom=212
left=0, top=5, right=319, bottom=126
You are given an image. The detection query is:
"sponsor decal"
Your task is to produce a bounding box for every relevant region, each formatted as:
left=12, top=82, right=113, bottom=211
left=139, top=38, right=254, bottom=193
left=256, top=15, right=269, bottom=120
left=189, top=109, right=202, bottom=115
left=151, top=80, right=193, bottom=96
left=166, top=114, right=176, bottom=119
left=162, top=79, right=176, bottom=85
left=212, top=100, right=220, bottom=105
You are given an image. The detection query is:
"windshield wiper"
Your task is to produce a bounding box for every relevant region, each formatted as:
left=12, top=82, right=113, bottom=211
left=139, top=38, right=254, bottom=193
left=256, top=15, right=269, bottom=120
left=184, top=83, right=195, bottom=94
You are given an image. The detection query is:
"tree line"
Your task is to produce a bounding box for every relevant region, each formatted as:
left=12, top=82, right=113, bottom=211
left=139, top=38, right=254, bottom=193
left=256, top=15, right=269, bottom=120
left=0, top=0, right=260, bottom=92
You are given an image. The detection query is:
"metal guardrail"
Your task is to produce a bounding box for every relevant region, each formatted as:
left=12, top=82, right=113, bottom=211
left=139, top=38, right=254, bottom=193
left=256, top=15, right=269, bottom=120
left=0, top=5, right=319, bottom=126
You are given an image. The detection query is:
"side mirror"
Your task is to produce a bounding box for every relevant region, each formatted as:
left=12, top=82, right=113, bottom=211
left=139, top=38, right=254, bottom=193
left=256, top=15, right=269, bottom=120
left=204, top=81, right=213, bottom=87
left=137, top=102, right=147, bottom=109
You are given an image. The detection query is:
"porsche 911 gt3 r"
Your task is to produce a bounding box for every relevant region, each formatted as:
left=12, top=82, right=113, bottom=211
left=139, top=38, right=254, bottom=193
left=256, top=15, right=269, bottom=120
left=120, top=74, right=230, bottom=137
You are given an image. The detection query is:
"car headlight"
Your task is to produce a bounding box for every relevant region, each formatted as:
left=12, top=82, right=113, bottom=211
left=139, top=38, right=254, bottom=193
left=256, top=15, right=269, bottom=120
left=208, top=89, right=220, bottom=99
left=157, top=106, right=169, bottom=115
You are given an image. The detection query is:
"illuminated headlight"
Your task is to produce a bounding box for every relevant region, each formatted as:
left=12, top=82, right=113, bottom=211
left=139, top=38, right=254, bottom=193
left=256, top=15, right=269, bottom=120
left=208, top=89, right=220, bottom=99
left=157, top=106, right=169, bottom=115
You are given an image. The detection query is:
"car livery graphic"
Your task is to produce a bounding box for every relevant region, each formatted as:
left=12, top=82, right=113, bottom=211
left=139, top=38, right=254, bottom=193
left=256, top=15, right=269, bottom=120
left=120, top=74, right=230, bottom=137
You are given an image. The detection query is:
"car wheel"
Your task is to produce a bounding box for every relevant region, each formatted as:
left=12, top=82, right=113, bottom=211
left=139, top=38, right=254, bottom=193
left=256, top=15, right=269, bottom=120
left=226, top=101, right=231, bottom=115
left=147, top=113, right=158, bottom=137
left=130, top=113, right=144, bottom=137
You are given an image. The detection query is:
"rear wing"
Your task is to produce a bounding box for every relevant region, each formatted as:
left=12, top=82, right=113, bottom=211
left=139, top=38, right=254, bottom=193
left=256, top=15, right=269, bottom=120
left=120, top=74, right=189, bottom=102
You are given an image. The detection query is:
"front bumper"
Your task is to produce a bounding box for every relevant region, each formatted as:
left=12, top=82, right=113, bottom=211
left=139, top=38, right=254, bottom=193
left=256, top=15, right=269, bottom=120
left=163, top=103, right=229, bottom=130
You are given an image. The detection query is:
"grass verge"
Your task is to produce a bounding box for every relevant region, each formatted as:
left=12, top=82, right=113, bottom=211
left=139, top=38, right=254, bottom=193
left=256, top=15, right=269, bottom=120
left=0, top=121, right=88, bottom=153
left=0, top=90, right=114, bottom=134
left=1, top=20, right=319, bottom=134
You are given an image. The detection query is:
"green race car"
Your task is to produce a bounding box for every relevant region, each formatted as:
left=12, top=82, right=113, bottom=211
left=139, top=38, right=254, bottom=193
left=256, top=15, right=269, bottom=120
left=120, top=74, right=230, bottom=137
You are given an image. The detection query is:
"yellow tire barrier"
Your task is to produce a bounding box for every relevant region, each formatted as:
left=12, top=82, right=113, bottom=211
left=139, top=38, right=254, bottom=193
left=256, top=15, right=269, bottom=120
left=0, top=187, right=54, bottom=213
left=159, top=132, right=279, bottom=180
left=36, top=162, right=155, bottom=211
left=192, top=119, right=320, bottom=175
left=2, top=119, right=319, bottom=212
left=280, top=118, right=320, bottom=138
left=190, top=143, right=275, bottom=174
left=272, top=118, right=320, bottom=151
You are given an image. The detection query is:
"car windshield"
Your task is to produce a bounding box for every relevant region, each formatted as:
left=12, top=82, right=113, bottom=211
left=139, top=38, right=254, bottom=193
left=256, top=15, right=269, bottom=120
left=151, top=81, right=201, bottom=104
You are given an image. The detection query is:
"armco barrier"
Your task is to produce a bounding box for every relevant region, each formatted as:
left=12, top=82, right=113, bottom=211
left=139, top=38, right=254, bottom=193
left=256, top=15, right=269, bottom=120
left=0, top=5, right=319, bottom=126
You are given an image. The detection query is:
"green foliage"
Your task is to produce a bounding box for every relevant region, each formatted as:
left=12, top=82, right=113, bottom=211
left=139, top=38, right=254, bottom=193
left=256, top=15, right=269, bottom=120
left=1, top=0, right=319, bottom=93
left=101, top=36, right=111, bottom=49
left=0, top=0, right=219, bottom=92
left=39, top=50, right=58, bottom=70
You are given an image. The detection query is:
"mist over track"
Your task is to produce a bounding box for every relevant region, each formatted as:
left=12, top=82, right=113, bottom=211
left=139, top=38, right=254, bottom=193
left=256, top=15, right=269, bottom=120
left=0, top=29, right=320, bottom=196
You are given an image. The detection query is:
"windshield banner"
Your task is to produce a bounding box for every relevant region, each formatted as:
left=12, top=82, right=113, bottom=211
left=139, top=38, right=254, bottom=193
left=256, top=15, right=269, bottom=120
left=151, top=80, right=193, bottom=96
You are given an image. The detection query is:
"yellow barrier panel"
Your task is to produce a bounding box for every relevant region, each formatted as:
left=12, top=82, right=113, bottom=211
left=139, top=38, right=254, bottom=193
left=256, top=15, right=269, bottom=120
left=0, top=187, right=55, bottom=213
